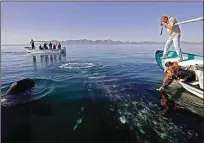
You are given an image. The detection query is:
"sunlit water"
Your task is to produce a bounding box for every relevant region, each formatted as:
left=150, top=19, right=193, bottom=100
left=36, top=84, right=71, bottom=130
left=1, top=44, right=203, bottom=142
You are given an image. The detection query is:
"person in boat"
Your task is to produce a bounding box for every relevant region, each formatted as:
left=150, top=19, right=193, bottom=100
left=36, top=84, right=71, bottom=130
left=43, top=43, right=48, bottom=49
left=46, top=43, right=49, bottom=49
left=43, top=43, right=46, bottom=49
left=157, top=61, right=196, bottom=91
left=53, top=44, right=56, bottom=49
left=160, top=16, right=183, bottom=62
left=49, top=42, right=52, bottom=49
left=58, top=43, right=61, bottom=49
left=39, top=45, right=43, bottom=50
left=30, top=39, right=35, bottom=49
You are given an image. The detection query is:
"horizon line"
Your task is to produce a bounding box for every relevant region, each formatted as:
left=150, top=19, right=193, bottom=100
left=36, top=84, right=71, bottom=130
left=1, top=39, right=203, bottom=46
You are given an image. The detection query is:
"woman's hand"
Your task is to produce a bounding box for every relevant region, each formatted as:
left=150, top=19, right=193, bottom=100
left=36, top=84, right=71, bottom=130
left=161, top=21, right=167, bottom=26
left=179, top=79, right=185, bottom=82
left=157, top=86, right=164, bottom=91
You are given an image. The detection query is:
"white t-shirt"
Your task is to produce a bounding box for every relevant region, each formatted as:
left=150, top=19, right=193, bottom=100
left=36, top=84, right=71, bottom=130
left=167, top=17, right=181, bottom=37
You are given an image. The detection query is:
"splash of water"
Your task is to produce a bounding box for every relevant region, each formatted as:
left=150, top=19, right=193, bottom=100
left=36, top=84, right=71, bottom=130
left=60, top=62, right=95, bottom=69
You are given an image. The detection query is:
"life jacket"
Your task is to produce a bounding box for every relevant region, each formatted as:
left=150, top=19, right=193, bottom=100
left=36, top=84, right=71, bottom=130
left=162, top=61, right=179, bottom=86
left=162, top=70, right=173, bottom=86
left=166, top=61, right=179, bottom=77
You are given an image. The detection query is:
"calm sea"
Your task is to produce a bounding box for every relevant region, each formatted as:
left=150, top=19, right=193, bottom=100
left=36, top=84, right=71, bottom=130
left=1, top=44, right=203, bottom=143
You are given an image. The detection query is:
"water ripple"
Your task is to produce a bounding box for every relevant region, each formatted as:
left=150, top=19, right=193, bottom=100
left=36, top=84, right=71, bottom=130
left=60, top=62, right=95, bottom=69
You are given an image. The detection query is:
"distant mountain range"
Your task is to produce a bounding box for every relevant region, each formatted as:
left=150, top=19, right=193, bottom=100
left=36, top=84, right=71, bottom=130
left=49, top=39, right=203, bottom=45
left=2, top=39, right=203, bottom=46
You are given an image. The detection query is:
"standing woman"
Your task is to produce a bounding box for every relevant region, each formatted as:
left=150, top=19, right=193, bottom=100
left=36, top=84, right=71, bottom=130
left=160, top=16, right=183, bottom=62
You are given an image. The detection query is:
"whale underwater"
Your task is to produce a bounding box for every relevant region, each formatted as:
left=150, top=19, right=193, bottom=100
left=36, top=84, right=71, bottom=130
left=1, top=78, right=52, bottom=142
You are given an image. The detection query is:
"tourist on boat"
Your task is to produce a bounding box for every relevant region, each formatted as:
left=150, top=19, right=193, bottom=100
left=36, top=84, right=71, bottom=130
left=157, top=61, right=196, bottom=91
left=30, top=39, right=35, bottom=49
left=49, top=42, right=52, bottom=49
left=39, top=45, right=43, bottom=50
left=53, top=44, right=56, bottom=49
left=58, top=43, right=61, bottom=49
left=43, top=43, right=48, bottom=49
left=160, top=16, right=183, bottom=62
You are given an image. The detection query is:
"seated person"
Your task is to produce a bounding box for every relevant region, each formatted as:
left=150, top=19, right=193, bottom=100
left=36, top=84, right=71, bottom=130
left=43, top=43, right=48, bottom=49
left=157, top=61, right=197, bottom=91
left=58, top=43, right=61, bottom=49
left=49, top=42, right=52, bottom=49
left=39, top=45, right=43, bottom=50
left=53, top=44, right=56, bottom=49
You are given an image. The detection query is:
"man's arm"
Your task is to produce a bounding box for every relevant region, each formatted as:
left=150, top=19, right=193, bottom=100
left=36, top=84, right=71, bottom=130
left=157, top=74, right=174, bottom=91
left=162, top=22, right=173, bottom=30
left=162, top=17, right=176, bottom=30
left=162, top=74, right=174, bottom=88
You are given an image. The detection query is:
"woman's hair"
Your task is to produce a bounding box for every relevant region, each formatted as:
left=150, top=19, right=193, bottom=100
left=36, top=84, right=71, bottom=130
left=165, top=61, right=172, bottom=67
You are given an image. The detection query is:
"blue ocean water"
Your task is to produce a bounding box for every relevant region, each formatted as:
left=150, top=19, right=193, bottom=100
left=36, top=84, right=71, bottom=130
left=1, top=44, right=203, bottom=142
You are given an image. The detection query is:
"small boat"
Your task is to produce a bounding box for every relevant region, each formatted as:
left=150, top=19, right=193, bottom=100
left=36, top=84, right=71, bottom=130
left=155, top=50, right=203, bottom=99
left=24, top=46, right=66, bottom=54
left=24, top=40, right=66, bottom=54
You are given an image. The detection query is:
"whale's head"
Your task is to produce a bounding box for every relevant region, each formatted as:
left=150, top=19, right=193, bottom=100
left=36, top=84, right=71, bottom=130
left=6, top=78, right=35, bottom=95
left=1, top=78, right=35, bottom=106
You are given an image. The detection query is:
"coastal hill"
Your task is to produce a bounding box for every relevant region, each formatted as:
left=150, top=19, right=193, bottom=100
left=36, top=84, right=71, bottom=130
left=49, top=39, right=202, bottom=45
left=50, top=39, right=202, bottom=45
left=2, top=39, right=202, bottom=46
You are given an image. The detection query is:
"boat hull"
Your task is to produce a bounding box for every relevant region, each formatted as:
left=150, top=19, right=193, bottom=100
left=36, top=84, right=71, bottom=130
left=25, top=47, right=66, bottom=54
left=155, top=50, right=203, bottom=99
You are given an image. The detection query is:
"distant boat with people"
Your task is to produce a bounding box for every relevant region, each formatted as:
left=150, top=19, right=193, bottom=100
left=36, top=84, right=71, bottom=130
left=24, top=40, right=66, bottom=54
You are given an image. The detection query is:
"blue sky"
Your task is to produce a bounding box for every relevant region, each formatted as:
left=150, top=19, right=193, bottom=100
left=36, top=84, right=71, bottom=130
left=1, top=2, right=203, bottom=44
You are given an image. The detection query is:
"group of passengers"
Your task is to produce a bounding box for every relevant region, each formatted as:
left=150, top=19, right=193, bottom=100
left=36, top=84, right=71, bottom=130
left=30, top=39, right=62, bottom=50
left=39, top=42, right=61, bottom=50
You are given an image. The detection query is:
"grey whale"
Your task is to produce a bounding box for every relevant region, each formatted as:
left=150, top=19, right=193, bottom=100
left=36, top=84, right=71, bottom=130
left=1, top=78, right=35, bottom=106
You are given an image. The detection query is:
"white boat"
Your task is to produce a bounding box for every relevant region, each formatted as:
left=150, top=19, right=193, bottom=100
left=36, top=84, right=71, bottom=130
left=25, top=40, right=66, bottom=54
left=155, top=50, right=203, bottom=99
left=156, top=17, right=204, bottom=99
left=177, top=80, right=203, bottom=99
left=25, top=46, right=66, bottom=54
